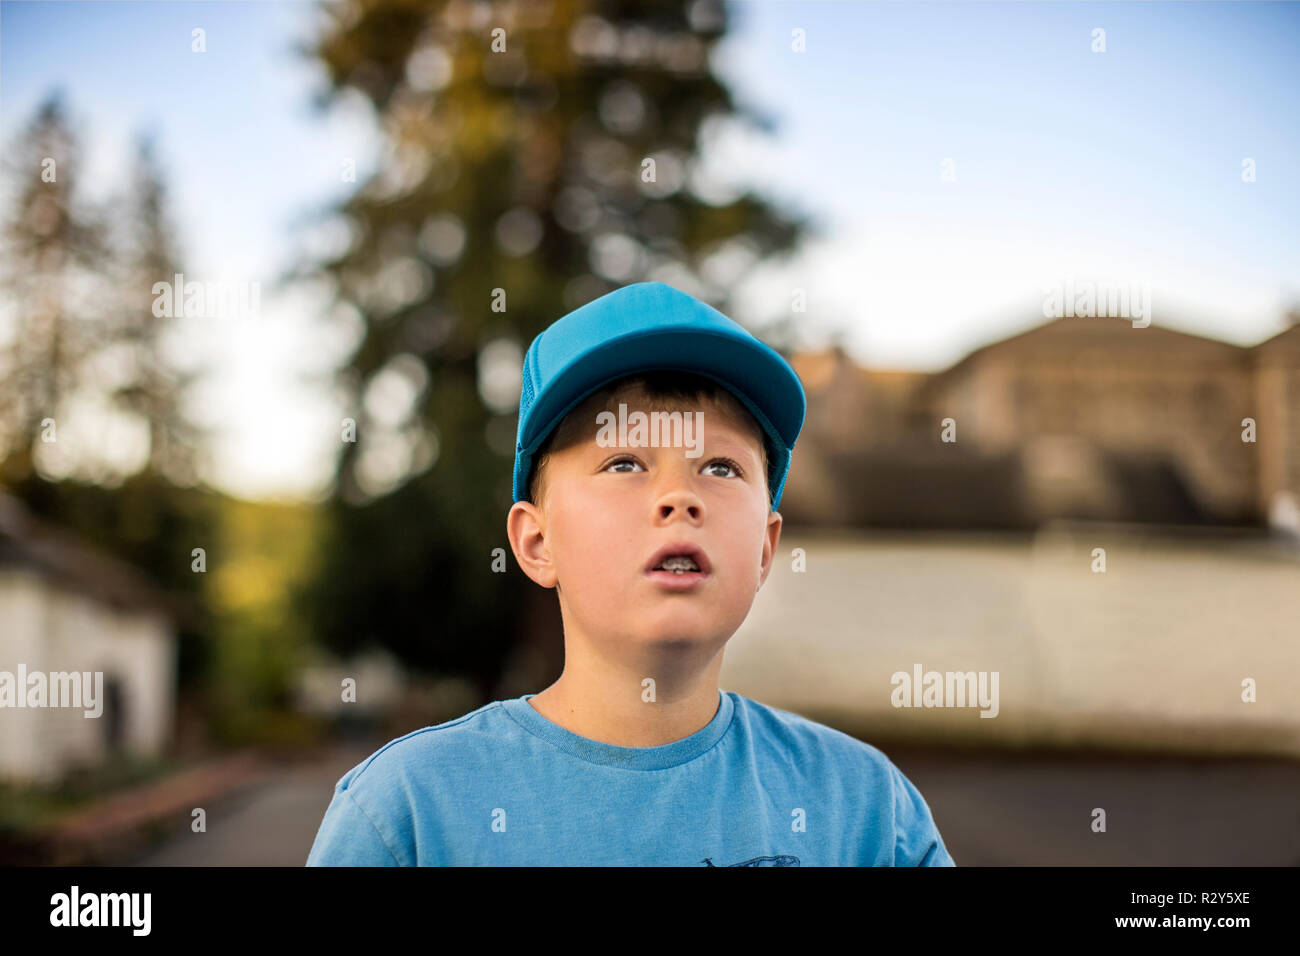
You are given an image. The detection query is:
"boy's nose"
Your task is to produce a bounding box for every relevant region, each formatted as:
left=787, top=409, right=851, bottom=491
left=655, top=487, right=703, bottom=523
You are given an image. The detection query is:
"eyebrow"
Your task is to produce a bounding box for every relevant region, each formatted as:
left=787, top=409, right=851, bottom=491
left=703, top=430, right=762, bottom=462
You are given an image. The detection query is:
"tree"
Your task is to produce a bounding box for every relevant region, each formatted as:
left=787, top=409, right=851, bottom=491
left=0, top=93, right=207, bottom=488
left=0, top=92, right=218, bottom=695
left=294, top=0, right=810, bottom=695
left=0, top=91, right=110, bottom=482
left=108, top=132, right=207, bottom=487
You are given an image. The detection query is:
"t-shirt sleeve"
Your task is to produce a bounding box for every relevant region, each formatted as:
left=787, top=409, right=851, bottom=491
left=889, top=762, right=956, bottom=866
left=306, top=787, right=403, bottom=867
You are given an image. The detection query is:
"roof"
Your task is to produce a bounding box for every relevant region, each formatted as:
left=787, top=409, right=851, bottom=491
left=790, top=346, right=929, bottom=395
left=0, top=492, right=184, bottom=621
left=1251, top=318, right=1300, bottom=357
left=919, top=313, right=1253, bottom=402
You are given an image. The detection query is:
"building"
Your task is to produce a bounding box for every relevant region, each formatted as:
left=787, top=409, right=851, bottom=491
left=0, top=494, right=180, bottom=785
left=780, top=312, right=1300, bottom=530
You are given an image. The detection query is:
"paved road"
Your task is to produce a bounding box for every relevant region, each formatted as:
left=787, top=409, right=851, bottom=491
left=127, top=737, right=382, bottom=867
left=891, top=745, right=1300, bottom=866
left=126, top=735, right=1300, bottom=866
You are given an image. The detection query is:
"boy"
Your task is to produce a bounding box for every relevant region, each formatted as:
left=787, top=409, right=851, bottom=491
left=307, top=281, right=955, bottom=866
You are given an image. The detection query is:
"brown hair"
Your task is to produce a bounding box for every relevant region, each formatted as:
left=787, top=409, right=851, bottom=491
left=526, top=369, right=771, bottom=510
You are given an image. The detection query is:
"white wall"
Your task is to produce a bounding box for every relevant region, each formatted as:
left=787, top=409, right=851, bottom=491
left=0, top=569, right=49, bottom=781
left=0, top=569, right=176, bottom=785
left=723, top=528, right=1300, bottom=758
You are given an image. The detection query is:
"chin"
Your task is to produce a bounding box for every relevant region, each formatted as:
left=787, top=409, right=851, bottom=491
left=638, top=615, right=731, bottom=646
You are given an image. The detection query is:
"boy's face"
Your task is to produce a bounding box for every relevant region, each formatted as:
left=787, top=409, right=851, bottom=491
left=507, top=386, right=783, bottom=664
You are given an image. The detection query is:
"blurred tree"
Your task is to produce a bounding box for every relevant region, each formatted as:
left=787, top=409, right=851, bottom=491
left=294, top=0, right=810, bottom=697
left=0, top=92, right=217, bottom=692
left=0, top=93, right=207, bottom=488
left=108, top=132, right=207, bottom=488
left=0, top=91, right=110, bottom=482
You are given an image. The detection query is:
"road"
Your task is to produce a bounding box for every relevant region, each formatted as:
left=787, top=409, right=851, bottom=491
left=893, top=744, right=1300, bottom=865
left=126, top=737, right=383, bottom=867
left=126, top=735, right=1300, bottom=866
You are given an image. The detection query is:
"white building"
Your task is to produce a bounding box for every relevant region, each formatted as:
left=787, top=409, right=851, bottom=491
left=0, top=494, right=179, bottom=785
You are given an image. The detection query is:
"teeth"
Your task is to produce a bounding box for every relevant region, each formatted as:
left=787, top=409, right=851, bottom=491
left=657, top=555, right=700, bottom=572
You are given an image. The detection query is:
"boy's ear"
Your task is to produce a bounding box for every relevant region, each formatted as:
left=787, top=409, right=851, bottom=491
left=757, top=509, right=783, bottom=592
left=507, top=500, right=558, bottom=589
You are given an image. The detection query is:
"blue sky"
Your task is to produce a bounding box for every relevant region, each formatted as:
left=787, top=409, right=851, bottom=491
left=710, top=0, right=1300, bottom=354
left=2, top=0, right=1298, bottom=498
left=1, top=0, right=372, bottom=276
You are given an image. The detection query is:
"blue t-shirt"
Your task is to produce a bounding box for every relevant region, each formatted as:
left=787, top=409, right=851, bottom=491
left=306, top=690, right=955, bottom=866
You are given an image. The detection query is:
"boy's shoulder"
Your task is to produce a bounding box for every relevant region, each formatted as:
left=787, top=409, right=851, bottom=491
left=332, top=698, right=508, bottom=794
left=729, top=692, right=899, bottom=775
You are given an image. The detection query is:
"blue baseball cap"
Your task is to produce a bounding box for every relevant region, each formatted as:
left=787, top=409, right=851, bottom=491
left=513, top=281, right=806, bottom=509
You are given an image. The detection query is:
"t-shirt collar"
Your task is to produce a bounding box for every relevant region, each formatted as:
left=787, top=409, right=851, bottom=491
left=500, top=689, right=735, bottom=770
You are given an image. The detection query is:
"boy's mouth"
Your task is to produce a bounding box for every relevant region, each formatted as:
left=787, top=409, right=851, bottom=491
left=644, top=543, right=712, bottom=588
left=647, top=541, right=712, bottom=572
left=654, top=555, right=701, bottom=573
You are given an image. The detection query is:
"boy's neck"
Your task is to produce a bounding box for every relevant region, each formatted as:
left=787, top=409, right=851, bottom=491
left=526, top=657, right=725, bottom=748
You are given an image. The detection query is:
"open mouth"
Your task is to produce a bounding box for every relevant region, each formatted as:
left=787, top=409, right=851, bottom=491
left=653, top=555, right=702, bottom=574
left=644, top=543, right=712, bottom=576
left=645, top=547, right=711, bottom=588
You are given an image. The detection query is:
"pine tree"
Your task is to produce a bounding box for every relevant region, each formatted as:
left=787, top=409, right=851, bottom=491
left=0, top=95, right=206, bottom=487
left=0, top=92, right=218, bottom=706
left=0, top=92, right=111, bottom=482
left=109, top=132, right=207, bottom=487
left=296, top=0, right=808, bottom=692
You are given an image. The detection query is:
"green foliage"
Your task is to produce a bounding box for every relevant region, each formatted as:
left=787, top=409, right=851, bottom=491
left=294, top=0, right=810, bottom=688
left=203, top=495, right=324, bottom=738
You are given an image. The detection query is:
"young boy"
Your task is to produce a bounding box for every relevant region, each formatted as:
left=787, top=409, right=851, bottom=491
left=306, top=281, right=955, bottom=866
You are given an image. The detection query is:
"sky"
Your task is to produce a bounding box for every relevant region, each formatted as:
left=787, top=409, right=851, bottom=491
left=2, top=0, right=1298, bottom=500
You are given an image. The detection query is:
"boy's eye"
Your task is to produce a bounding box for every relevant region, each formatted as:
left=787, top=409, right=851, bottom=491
left=604, top=456, right=743, bottom=479
left=703, top=458, right=742, bottom=478
left=606, top=457, right=643, bottom=473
